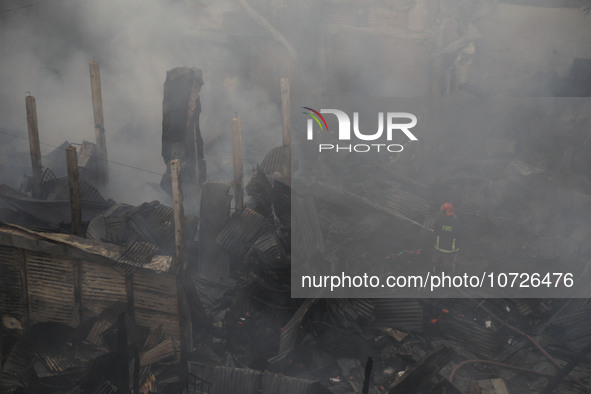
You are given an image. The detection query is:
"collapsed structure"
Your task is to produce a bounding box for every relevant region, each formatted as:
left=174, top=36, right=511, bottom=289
left=1, top=0, right=591, bottom=393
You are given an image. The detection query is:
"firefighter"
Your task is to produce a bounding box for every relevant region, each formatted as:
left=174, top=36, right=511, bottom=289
left=433, top=202, right=460, bottom=271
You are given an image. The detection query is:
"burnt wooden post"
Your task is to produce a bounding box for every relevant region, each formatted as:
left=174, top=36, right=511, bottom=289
left=540, top=341, right=591, bottom=394
left=89, top=60, right=109, bottom=184
left=280, top=78, right=291, bottom=186
left=170, top=159, right=192, bottom=356
left=232, top=116, right=244, bottom=212
left=66, top=145, right=82, bottom=236
left=362, top=357, right=373, bottom=394
left=162, top=67, right=206, bottom=192
left=171, top=160, right=187, bottom=268
left=25, top=95, right=43, bottom=198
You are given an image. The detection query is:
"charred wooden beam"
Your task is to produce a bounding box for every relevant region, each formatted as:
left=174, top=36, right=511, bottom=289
left=232, top=117, right=244, bottom=212
left=89, top=61, right=109, bottom=184
left=541, top=341, right=591, bottom=394
left=362, top=357, right=373, bottom=394
left=25, top=95, right=42, bottom=198
left=171, top=160, right=187, bottom=269
left=161, top=67, right=206, bottom=193
left=66, top=145, right=82, bottom=236
left=171, top=160, right=192, bottom=356
left=280, top=78, right=291, bottom=187
left=388, top=347, right=455, bottom=394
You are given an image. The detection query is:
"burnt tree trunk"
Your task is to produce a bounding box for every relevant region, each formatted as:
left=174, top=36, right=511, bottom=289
left=161, top=67, right=206, bottom=193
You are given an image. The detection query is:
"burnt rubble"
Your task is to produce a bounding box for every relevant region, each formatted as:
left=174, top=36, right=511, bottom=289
left=2, top=2, right=591, bottom=391
left=3, top=109, right=591, bottom=392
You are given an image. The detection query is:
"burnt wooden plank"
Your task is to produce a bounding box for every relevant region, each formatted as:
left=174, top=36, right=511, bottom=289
left=161, top=67, right=206, bottom=190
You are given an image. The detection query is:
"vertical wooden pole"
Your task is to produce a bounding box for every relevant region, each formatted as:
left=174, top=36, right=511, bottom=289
left=170, top=159, right=192, bottom=355
left=72, top=260, right=82, bottom=326
left=25, top=95, right=43, bottom=198
left=232, top=116, right=244, bottom=212
left=280, top=78, right=291, bottom=186
left=171, top=160, right=187, bottom=269
left=66, top=145, right=82, bottom=236
left=89, top=61, right=108, bottom=184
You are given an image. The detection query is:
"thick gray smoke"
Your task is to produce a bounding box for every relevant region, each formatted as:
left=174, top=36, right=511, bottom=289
left=1, top=0, right=590, bottom=208
left=0, top=0, right=282, bottom=206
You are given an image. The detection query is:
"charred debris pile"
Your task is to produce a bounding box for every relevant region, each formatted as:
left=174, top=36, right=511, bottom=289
left=2, top=73, right=591, bottom=394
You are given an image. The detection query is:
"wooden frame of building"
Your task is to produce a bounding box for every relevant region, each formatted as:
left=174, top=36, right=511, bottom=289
left=0, top=222, right=180, bottom=341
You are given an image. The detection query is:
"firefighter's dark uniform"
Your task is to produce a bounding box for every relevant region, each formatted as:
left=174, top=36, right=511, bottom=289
left=433, top=214, right=460, bottom=269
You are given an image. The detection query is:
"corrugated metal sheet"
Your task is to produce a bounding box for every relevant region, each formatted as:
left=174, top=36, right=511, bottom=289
left=33, top=350, right=88, bottom=377
left=77, top=141, right=97, bottom=169
left=138, top=202, right=176, bottom=252
left=114, top=242, right=160, bottom=275
left=133, top=270, right=178, bottom=313
left=144, top=255, right=173, bottom=272
left=349, top=298, right=375, bottom=320
left=212, top=367, right=260, bottom=394
left=1, top=323, right=99, bottom=391
left=133, top=269, right=179, bottom=340
left=142, top=324, right=164, bottom=351
left=216, top=208, right=272, bottom=257
left=86, top=318, right=113, bottom=347
left=134, top=308, right=180, bottom=344
left=93, top=381, right=118, bottom=394
left=0, top=246, right=25, bottom=318
left=0, top=339, right=36, bottom=391
left=86, top=214, right=107, bottom=241
left=272, top=180, right=291, bottom=228
left=376, top=188, right=431, bottom=219
left=261, top=371, right=313, bottom=394
left=97, top=303, right=146, bottom=347
left=42, top=177, right=106, bottom=203
left=26, top=251, right=76, bottom=324
left=440, top=316, right=501, bottom=358
left=272, top=298, right=317, bottom=362
left=292, top=193, right=325, bottom=259
left=40, top=141, right=70, bottom=176
left=548, top=300, right=591, bottom=351
left=198, top=181, right=232, bottom=282
left=247, top=231, right=288, bottom=266
left=245, top=169, right=274, bottom=216
left=259, top=146, right=284, bottom=176
left=129, top=214, right=171, bottom=254
left=40, top=166, right=105, bottom=202
left=87, top=201, right=176, bottom=254
left=139, top=337, right=179, bottom=366
left=188, top=362, right=215, bottom=394
left=0, top=223, right=181, bottom=351
left=203, top=366, right=315, bottom=394
left=80, top=261, right=127, bottom=319
left=370, top=298, right=424, bottom=332
left=0, top=184, right=111, bottom=225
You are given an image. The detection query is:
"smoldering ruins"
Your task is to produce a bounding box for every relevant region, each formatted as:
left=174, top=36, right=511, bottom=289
left=1, top=0, right=591, bottom=393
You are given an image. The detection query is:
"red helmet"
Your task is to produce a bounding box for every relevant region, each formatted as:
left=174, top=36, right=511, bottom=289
left=440, top=202, right=455, bottom=216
